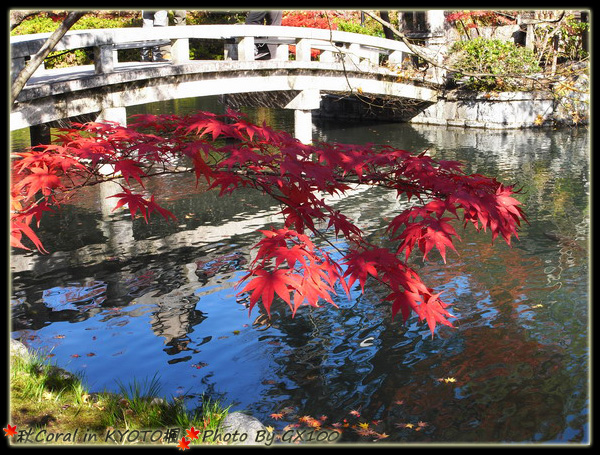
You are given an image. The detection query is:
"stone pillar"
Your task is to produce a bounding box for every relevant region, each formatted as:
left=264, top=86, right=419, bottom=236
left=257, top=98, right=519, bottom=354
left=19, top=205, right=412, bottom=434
left=171, top=38, right=190, bottom=64
left=237, top=36, right=255, bottom=61
left=272, top=43, right=290, bottom=61
left=424, top=10, right=447, bottom=84
left=525, top=24, right=535, bottom=51
left=295, top=39, right=313, bottom=62
left=294, top=110, right=313, bottom=145
left=425, top=10, right=446, bottom=43
left=284, top=89, right=321, bottom=144
left=96, top=106, right=128, bottom=126
left=94, top=45, right=115, bottom=74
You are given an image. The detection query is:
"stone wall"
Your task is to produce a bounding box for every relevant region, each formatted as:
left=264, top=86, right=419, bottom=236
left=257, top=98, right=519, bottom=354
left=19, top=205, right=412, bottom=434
left=409, top=90, right=555, bottom=129
left=409, top=58, right=589, bottom=129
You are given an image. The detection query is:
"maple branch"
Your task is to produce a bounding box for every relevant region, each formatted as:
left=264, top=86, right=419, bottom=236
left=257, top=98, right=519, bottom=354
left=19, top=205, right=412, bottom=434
left=11, top=111, right=526, bottom=336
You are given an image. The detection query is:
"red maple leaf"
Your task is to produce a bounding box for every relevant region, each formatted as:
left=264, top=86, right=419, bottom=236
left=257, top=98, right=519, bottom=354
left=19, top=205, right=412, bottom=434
left=3, top=424, right=17, bottom=437
left=11, top=219, right=48, bottom=253
left=109, top=188, right=149, bottom=222
left=273, top=244, right=309, bottom=269
left=185, top=113, right=230, bottom=140
left=423, top=292, right=455, bottom=336
left=177, top=436, right=190, bottom=450
left=146, top=195, right=177, bottom=222
left=114, top=159, right=146, bottom=187
left=14, top=165, right=61, bottom=200
left=343, top=249, right=380, bottom=293
left=419, top=217, right=460, bottom=263
left=186, top=426, right=200, bottom=440
left=386, top=290, right=421, bottom=323
left=239, top=269, right=296, bottom=315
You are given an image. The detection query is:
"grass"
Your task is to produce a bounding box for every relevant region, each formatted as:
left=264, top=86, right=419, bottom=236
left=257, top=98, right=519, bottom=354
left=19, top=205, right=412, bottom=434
left=9, top=348, right=231, bottom=446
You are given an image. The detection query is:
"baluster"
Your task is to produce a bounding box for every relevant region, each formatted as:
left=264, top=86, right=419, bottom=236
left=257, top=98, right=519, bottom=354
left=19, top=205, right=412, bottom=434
left=94, top=44, right=114, bottom=73
left=171, top=38, right=190, bottom=64
left=237, top=36, right=255, bottom=61
left=272, top=42, right=289, bottom=61
left=388, top=50, right=405, bottom=66
left=295, top=38, right=312, bottom=62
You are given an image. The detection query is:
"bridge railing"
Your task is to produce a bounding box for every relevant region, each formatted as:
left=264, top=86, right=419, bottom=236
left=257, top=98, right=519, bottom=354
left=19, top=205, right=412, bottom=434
left=11, top=24, right=416, bottom=78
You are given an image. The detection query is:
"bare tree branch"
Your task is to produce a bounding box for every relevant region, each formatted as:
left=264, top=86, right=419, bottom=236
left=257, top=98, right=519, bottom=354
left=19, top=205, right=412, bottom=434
left=361, top=11, right=445, bottom=69
left=361, top=10, right=573, bottom=89
left=10, top=10, right=39, bottom=30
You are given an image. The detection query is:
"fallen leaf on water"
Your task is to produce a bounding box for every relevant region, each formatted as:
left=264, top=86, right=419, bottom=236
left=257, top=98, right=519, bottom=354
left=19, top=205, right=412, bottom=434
left=395, top=422, right=414, bottom=429
left=355, top=427, right=375, bottom=437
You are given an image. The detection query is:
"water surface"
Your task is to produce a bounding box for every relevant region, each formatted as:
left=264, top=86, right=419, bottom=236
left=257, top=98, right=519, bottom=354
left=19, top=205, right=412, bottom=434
left=10, top=97, right=589, bottom=444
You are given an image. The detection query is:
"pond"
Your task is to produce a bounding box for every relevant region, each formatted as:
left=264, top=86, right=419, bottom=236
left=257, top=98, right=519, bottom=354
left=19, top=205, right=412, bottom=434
left=10, top=97, right=590, bottom=444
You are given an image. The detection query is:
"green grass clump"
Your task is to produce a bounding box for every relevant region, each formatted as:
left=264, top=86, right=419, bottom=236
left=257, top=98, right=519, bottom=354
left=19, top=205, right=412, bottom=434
left=10, top=348, right=230, bottom=445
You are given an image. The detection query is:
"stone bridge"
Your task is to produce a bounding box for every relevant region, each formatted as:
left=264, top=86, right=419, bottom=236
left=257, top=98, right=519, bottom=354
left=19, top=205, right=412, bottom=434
left=10, top=24, right=442, bottom=143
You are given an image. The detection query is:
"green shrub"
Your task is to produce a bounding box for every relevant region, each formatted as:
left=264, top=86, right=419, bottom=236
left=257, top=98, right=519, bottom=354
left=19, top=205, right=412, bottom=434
left=11, top=12, right=136, bottom=36
left=12, top=12, right=138, bottom=69
left=334, top=18, right=384, bottom=37
left=11, top=11, right=237, bottom=67
left=449, top=37, right=541, bottom=91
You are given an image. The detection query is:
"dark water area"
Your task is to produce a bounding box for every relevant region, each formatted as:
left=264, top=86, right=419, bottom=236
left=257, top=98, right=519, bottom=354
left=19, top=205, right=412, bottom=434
left=10, top=97, right=589, bottom=444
